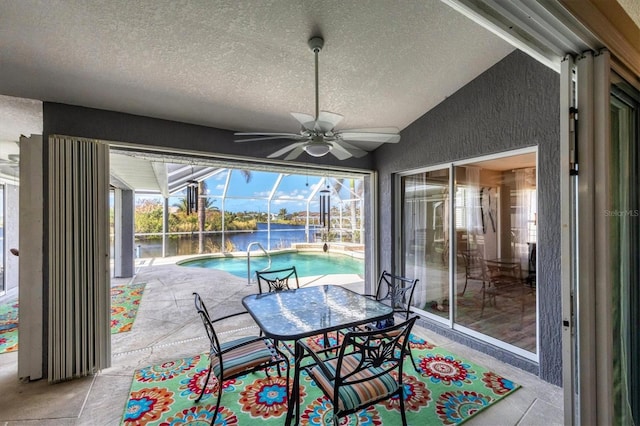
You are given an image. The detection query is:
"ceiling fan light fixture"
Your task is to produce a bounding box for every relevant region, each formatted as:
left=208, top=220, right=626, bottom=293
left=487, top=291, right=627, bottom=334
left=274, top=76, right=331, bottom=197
left=304, top=143, right=332, bottom=157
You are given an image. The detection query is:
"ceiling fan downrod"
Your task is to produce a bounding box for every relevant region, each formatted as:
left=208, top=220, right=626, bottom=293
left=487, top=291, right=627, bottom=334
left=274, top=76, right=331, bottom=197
left=308, top=36, right=324, bottom=122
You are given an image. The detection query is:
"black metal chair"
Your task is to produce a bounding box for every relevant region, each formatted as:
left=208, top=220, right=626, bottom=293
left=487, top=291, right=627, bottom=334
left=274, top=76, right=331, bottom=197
left=458, top=249, right=487, bottom=296
left=298, top=316, right=418, bottom=426
left=256, top=266, right=299, bottom=293
left=355, top=271, right=420, bottom=372
left=192, top=292, right=289, bottom=425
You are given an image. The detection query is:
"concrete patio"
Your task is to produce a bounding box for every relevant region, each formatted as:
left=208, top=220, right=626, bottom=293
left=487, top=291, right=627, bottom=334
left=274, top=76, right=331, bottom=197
left=0, top=257, right=563, bottom=425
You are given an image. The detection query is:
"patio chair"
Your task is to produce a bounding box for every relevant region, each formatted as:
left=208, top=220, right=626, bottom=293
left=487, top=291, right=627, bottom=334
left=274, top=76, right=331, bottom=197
left=256, top=266, right=299, bottom=293
left=192, top=292, right=289, bottom=423
left=298, top=316, right=418, bottom=426
left=458, top=248, right=487, bottom=296
left=349, top=271, right=420, bottom=372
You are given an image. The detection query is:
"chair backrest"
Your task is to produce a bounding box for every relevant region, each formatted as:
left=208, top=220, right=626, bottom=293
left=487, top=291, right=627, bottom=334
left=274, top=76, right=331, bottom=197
left=255, top=266, right=299, bottom=293
left=528, top=243, right=537, bottom=273
left=375, top=271, right=419, bottom=319
left=460, top=250, right=487, bottom=280
left=193, top=292, right=222, bottom=357
left=335, top=316, right=417, bottom=395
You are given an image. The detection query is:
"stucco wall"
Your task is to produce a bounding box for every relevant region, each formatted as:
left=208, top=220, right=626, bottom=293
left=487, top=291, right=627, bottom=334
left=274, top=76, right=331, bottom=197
left=374, top=50, right=562, bottom=385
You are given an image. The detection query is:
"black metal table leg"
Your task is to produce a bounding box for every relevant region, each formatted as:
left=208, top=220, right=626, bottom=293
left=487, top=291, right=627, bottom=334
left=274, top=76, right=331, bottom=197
left=285, top=341, right=303, bottom=425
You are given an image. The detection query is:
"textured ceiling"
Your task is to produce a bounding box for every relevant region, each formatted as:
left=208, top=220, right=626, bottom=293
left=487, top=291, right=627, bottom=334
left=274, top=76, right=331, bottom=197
left=0, top=0, right=514, bottom=140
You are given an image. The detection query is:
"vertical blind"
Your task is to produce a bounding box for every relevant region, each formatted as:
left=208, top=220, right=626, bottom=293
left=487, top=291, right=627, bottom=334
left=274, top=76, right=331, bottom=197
left=48, top=135, right=110, bottom=382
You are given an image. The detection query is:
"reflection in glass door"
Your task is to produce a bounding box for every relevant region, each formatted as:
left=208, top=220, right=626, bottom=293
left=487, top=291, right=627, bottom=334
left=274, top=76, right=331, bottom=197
left=401, top=168, right=450, bottom=320
left=611, top=78, right=639, bottom=426
left=399, top=151, right=537, bottom=356
left=452, top=156, right=537, bottom=354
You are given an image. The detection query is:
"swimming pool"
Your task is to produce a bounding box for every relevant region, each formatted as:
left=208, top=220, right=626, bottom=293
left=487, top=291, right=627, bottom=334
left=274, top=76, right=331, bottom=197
left=179, top=252, right=364, bottom=278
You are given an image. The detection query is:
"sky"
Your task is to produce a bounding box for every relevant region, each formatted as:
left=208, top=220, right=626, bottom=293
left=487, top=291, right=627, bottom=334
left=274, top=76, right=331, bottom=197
left=133, top=169, right=362, bottom=214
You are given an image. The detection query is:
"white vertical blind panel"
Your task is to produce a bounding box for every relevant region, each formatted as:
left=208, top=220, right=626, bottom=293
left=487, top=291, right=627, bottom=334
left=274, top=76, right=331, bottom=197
left=48, top=136, right=110, bottom=382
left=18, top=135, right=44, bottom=381
left=593, top=50, right=613, bottom=426
left=576, top=51, right=597, bottom=426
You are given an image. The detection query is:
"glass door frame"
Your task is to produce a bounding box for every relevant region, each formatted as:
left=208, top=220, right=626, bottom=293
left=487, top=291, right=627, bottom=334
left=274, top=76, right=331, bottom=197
left=395, top=146, right=539, bottom=362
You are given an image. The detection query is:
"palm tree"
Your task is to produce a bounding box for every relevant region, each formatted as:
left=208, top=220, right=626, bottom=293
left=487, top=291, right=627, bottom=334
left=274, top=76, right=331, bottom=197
left=198, top=170, right=251, bottom=253
left=239, top=169, right=252, bottom=183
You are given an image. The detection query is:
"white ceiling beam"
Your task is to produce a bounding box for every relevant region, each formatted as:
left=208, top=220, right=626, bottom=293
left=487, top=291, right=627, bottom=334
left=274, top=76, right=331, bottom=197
left=109, top=172, right=133, bottom=190
left=150, top=162, right=169, bottom=198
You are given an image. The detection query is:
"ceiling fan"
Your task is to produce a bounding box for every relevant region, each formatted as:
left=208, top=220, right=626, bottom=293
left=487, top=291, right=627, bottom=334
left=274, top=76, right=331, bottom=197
left=234, top=36, right=401, bottom=160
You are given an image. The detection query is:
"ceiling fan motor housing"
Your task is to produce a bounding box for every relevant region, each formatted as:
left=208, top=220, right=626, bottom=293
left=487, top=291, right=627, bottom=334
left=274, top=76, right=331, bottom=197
left=308, top=36, right=324, bottom=53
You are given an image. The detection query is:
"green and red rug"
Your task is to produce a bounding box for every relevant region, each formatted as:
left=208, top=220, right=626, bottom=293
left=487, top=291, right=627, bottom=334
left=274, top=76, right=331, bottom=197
left=111, top=283, right=146, bottom=334
left=0, top=283, right=146, bottom=354
left=0, top=300, right=19, bottom=353
left=121, top=334, right=519, bottom=425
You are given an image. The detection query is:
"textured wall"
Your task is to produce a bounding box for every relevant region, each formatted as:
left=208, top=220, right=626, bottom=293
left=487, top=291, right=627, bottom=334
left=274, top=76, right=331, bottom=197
left=374, top=50, right=562, bottom=385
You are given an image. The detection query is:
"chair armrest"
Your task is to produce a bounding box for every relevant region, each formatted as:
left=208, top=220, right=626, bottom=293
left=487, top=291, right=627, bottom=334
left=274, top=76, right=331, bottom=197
left=211, top=310, right=252, bottom=324
left=297, top=340, right=335, bottom=380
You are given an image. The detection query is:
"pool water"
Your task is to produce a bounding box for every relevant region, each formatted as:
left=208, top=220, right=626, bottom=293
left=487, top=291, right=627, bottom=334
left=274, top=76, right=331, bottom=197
left=180, top=252, right=364, bottom=278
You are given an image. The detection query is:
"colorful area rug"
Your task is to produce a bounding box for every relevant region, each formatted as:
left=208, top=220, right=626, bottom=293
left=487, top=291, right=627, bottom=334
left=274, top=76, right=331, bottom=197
left=111, top=283, right=146, bottom=334
left=0, top=283, right=146, bottom=353
left=0, top=300, right=19, bottom=353
left=121, top=334, right=520, bottom=425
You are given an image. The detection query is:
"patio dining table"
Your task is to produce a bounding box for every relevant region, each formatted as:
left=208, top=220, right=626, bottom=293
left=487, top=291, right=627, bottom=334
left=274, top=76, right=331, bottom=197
left=242, top=284, right=394, bottom=426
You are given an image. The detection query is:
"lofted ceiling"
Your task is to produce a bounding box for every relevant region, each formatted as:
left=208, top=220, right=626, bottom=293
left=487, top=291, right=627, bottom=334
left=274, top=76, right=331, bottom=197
left=0, top=0, right=520, bottom=191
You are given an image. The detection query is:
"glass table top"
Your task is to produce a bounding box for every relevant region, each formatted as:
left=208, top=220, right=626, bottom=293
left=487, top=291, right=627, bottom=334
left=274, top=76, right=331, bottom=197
left=242, top=285, right=394, bottom=340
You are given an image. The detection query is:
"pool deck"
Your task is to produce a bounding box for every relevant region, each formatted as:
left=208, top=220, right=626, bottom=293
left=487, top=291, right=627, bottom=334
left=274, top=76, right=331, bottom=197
left=0, top=255, right=563, bottom=425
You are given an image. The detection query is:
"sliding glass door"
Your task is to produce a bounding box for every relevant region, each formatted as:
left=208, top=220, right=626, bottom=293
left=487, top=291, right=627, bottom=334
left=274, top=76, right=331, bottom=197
left=611, top=76, right=639, bottom=426
left=399, top=150, right=537, bottom=356
left=400, top=168, right=450, bottom=320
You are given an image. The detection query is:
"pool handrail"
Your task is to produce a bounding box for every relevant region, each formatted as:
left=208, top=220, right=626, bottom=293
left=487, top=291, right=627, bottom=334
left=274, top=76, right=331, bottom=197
left=247, top=242, right=272, bottom=286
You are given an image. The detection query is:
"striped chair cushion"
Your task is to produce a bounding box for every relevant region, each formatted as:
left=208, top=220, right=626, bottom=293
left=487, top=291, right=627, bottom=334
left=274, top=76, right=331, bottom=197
left=211, top=336, right=275, bottom=379
left=309, top=353, right=399, bottom=412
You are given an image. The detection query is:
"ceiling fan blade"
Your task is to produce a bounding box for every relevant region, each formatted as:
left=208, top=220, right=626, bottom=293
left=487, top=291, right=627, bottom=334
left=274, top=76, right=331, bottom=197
left=267, top=142, right=306, bottom=158
left=328, top=142, right=354, bottom=160
left=332, top=140, right=368, bottom=158
left=339, top=127, right=400, bottom=134
left=236, top=135, right=303, bottom=143
left=316, top=111, right=344, bottom=132
left=235, top=131, right=301, bottom=137
left=290, top=112, right=316, bottom=130
left=284, top=146, right=306, bottom=160
left=339, top=131, right=401, bottom=143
